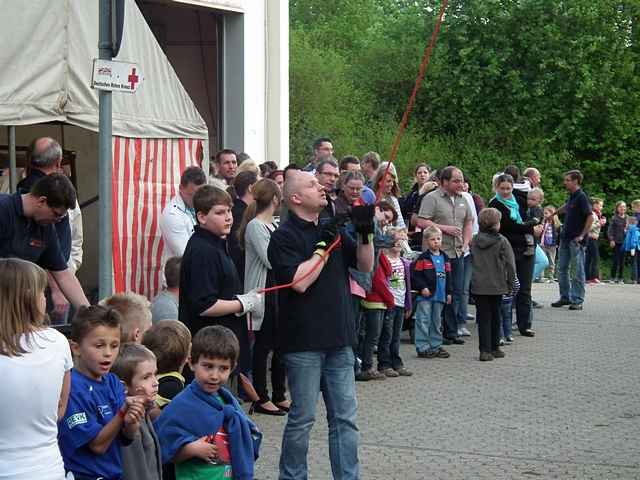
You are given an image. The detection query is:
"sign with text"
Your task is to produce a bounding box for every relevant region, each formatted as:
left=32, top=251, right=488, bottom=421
left=91, top=59, right=143, bottom=93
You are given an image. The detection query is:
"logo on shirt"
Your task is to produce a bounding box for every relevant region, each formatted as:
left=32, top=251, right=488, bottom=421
left=66, top=412, right=87, bottom=429
left=97, top=404, right=113, bottom=418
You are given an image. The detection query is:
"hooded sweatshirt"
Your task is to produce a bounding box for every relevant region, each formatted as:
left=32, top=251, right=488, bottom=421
left=470, top=230, right=517, bottom=296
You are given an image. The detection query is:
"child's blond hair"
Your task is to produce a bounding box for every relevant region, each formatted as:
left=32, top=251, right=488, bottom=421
left=544, top=205, right=561, bottom=228
left=631, top=199, right=640, bottom=211
left=423, top=225, right=442, bottom=241
left=99, top=292, right=152, bottom=344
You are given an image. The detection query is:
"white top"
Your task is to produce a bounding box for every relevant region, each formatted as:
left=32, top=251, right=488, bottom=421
left=159, top=193, right=197, bottom=271
left=461, top=192, right=479, bottom=255
left=388, top=256, right=406, bottom=308
left=0, top=328, right=73, bottom=480
left=67, top=200, right=83, bottom=274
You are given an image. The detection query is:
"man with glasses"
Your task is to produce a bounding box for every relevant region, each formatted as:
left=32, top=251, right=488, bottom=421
left=17, top=137, right=84, bottom=322
left=0, top=173, right=89, bottom=309
left=315, top=158, right=340, bottom=219
left=303, top=137, right=334, bottom=172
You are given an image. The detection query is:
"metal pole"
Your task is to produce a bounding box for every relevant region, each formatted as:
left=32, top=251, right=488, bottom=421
left=8, top=126, right=17, bottom=193
left=98, top=0, right=113, bottom=298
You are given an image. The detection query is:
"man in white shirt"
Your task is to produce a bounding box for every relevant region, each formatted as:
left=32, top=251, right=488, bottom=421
left=159, top=166, right=207, bottom=272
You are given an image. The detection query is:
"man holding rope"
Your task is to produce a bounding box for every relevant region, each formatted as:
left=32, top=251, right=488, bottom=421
left=268, top=170, right=375, bottom=480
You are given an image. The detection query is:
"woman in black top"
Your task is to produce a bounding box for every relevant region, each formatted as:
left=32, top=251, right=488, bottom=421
left=488, top=174, right=543, bottom=337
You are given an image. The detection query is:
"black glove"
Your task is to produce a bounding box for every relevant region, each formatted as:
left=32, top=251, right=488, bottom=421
left=350, top=205, right=375, bottom=243
left=316, top=216, right=342, bottom=250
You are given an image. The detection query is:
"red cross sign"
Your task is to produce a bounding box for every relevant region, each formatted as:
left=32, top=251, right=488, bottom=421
left=128, top=68, right=140, bottom=90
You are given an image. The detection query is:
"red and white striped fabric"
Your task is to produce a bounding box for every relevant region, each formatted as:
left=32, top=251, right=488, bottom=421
left=112, top=136, right=203, bottom=299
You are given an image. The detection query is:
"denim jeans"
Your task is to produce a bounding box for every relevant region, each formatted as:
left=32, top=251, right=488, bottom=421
left=460, top=254, right=473, bottom=324
left=280, top=347, right=359, bottom=480
left=414, top=300, right=444, bottom=353
left=499, top=299, right=513, bottom=339
left=378, top=306, right=405, bottom=371
left=558, top=238, right=586, bottom=305
left=357, top=309, right=385, bottom=371
left=584, top=236, right=600, bottom=281
left=632, top=254, right=640, bottom=283
left=444, top=256, right=464, bottom=338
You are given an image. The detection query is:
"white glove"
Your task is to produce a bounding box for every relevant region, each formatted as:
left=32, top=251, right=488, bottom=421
left=236, top=289, right=263, bottom=316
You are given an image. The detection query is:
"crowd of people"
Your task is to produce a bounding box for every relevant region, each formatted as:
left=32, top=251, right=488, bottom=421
left=2, top=136, right=640, bottom=480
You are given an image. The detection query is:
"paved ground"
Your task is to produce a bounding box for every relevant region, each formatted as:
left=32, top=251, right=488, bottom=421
left=251, top=282, right=640, bottom=479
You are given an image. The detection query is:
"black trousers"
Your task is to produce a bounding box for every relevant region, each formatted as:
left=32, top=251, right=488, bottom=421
left=475, top=295, right=501, bottom=353
left=584, top=236, right=600, bottom=281
left=252, top=307, right=287, bottom=404
left=611, top=243, right=625, bottom=279
left=514, top=253, right=535, bottom=332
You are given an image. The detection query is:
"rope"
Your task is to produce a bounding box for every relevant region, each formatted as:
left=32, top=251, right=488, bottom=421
left=260, top=0, right=449, bottom=294
left=375, top=0, right=449, bottom=200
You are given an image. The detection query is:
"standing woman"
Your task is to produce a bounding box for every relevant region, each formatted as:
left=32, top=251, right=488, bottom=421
left=401, top=163, right=430, bottom=222
left=488, top=174, right=543, bottom=337
left=0, top=258, right=72, bottom=480
left=238, top=178, right=290, bottom=415
left=372, top=162, right=406, bottom=229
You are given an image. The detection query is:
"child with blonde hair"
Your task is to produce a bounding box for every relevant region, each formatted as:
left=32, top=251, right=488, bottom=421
left=100, top=292, right=153, bottom=343
left=541, top=205, right=561, bottom=281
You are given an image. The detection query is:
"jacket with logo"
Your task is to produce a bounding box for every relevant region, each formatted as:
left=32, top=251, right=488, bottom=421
left=410, top=249, right=453, bottom=297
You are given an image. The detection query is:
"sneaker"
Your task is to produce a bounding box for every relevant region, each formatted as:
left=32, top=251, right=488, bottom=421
left=466, top=313, right=475, bottom=321
left=569, top=303, right=583, bottom=311
left=381, top=368, right=399, bottom=378
left=458, top=327, right=472, bottom=337
left=479, top=352, right=494, bottom=361
left=505, top=335, right=515, bottom=343
left=520, top=329, right=535, bottom=337
left=551, top=299, right=571, bottom=308
left=499, top=338, right=505, bottom=346
left=417, top=350, right=437, bottom=359
left=491, top=348, right=506, bottom=358
left=395, top=367, right=413, bottom=376
left=436, top=348, right=450, bottom=358
left=532, top=300, right=543, bottom=309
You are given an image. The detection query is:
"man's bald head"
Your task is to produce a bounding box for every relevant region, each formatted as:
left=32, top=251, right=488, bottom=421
left=29, top=137, right=62, bottom=170
left=283, top=171, right=327, bottom=214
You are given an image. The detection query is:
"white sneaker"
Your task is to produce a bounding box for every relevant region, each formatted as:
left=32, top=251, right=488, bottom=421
left=458, top=327, right=471, bottom=337
left=499, top=338, right=505, bottom=346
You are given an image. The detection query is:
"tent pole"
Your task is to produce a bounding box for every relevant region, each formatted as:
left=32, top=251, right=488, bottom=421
left=98, top=0, right=113, bottom=298
left=8, top=126, right=17, bottom=193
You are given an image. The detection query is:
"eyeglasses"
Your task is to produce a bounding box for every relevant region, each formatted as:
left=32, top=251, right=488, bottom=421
left=49, top=205, right=68, bottom=221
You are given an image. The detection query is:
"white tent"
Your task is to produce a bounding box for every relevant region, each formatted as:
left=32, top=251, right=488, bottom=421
left=0, top=0, right=209, bottom=297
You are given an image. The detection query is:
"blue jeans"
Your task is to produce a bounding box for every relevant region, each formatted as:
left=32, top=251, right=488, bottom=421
left=444, top=256, right=464, bottom=338
left=357, top=309, right=384, bottom=371
left=499, top=299, right=513, bottom=339
left=378, top=306, right=405, bottom=371
left=415, top=300, right=444, bottom=353
left=558, top=238, right=586, bottom=305
left=280, top=348, right=359, bottom=480
left=460, top=254, right=473, bottom=324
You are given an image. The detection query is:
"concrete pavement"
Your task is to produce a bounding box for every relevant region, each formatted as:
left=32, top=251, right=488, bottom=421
left=252, top=282, right=640, bottom=479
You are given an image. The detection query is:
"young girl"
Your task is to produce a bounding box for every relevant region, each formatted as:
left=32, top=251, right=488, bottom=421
left=607, top=201, right=628, bottom=283
left=377, top=228, right=413, bottom=377
left=0, top=258, right=72, bottom=480
left=372, top=162, right=406, bottom=229
left=238, top=178, right=290, bottom=415
left=541, top=205, right=561, bottom=281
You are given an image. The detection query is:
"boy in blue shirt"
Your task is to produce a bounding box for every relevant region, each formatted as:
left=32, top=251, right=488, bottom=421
left=155, top=325, right=262, bottom=480
left=59, top=305, right=146, bottom=479
left=411, top=226, right=453, bottom=359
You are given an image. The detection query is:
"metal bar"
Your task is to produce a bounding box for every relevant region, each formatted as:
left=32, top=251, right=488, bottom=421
left=98, top=0, right=113, bottom=298
left=8, top=126, right=17, bottom=193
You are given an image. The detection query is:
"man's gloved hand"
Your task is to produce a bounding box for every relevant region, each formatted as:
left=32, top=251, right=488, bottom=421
left=236, top=289, right=264, bottom=315
left=316, top=216, right=343, bottom=251
left=350, top=204, right=376, bottom=243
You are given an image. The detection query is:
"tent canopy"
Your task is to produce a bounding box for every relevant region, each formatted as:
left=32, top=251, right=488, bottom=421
left=0, top=0, right=208, bottom=141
